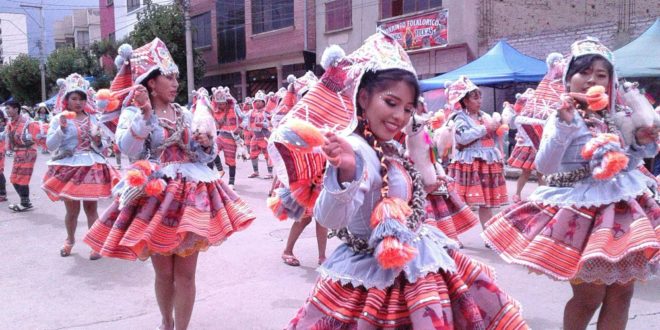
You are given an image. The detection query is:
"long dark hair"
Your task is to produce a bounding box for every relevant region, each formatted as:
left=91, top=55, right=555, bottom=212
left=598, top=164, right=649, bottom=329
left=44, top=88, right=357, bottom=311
left=564, top=54, right=614, bottom=92
left=354, top=68, right=426, bottom=228
left=140, top=70, right=162, bottom=102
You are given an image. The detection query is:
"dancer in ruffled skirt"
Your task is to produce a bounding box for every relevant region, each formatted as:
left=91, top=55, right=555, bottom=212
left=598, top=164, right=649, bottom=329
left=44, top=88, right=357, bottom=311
left=84, top=38, right=255, bottom=330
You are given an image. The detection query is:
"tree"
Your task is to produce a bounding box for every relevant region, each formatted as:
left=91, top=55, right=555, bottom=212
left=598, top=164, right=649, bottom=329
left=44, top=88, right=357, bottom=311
left=1, top=54, right=42, bottom=105
left=0, top=65, right=11, bottom=102
left=130, top=0, right=205, bottom=104
left=46, top=47, right=97, bottom=88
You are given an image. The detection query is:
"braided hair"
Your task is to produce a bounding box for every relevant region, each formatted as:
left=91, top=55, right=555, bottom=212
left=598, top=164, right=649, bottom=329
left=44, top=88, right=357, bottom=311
left=355, top=69, right=426, bottom=229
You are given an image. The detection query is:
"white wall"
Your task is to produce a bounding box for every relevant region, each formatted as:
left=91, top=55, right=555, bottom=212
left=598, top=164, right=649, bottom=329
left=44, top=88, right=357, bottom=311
left=0, top=12, right=29, bottom=63
left=114, top=0, right=171, bottom=41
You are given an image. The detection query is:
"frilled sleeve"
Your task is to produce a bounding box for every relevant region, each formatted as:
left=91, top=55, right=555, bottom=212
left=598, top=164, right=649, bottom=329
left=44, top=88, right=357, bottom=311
left=454, top=113, right=486, bottom=145
left=116, top=106, right=153, bottom=158
left=535, top=114, right=581, bottom=175
left=314, top=144, right=369, bottom=230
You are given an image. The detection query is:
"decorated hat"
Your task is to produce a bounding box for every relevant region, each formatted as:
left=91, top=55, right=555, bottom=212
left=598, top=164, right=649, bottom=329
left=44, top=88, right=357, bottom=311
left=54, top=73, right=96, bottom=113
left=211, top=86, right=230, bottom=103
left=444, top=76, right=479, bottom=109
left=253, top=90, right=266, bottom=103
left=109, top=38, right=179, bottom=106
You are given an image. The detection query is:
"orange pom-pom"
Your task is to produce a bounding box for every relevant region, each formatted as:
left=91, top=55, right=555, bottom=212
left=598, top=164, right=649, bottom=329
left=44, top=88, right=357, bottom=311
left=430, top=112, right=445, bottom=130
left=287, top=119, right=325, bottom=149
left=370, top=197, right=413, bottom=229
left=126, top=169, right=147, bottom=187
left=62, top=111, right=77, bottom=120
left=133, top=160, right=153, bottom=176
left=289, top=179, right=322, bottom=209
left=585, top=86, right=609, bottom=111
left=496, top=124, right=509, bottom=137
left=96, top=89, right=112, bottom=100
left=145, top=179, right=165, bottom=196
left=375, top=236, right=417, bottom=269
left=593, top=151, right=629, bottom=180
left=581, top=133, right=620, bottom=159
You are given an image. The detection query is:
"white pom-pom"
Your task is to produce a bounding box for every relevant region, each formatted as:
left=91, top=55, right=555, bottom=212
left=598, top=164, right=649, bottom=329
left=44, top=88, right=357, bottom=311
left=320, top=44, right=345, bottom=70
left=545, top=52, right=563, bottom=68
left=515, top=93, right=522, bottom=100
left=57, top=78, right=66, bottom=88
left=444, top=80, right=452, bottom=89
left=211, top=87, right=217, bottom=93
left=114, top=55, right=124, bottom=70
left=287, top=74, right=296, bottom=84
left=118, top=44, right=133, bottom=60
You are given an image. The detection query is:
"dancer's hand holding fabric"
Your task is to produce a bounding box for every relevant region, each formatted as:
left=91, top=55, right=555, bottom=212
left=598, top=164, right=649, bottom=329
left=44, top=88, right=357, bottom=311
left=322, top=131, right=356, bottom=183
left=558, top=94, right=577, bottom=124
left=635, top=125, right=659, bottom=145
left=193, top=130, right=212, bottom=149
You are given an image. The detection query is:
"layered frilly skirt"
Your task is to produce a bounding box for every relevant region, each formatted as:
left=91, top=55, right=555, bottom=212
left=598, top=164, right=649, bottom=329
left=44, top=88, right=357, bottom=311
left=425, top=182, right=479, bottom=240
left=41, top=153, right=120, bottom=201
left=448, top=157, right=508, bottom=208
left=84, top=162, right=255, bottom=260
left=287, top=225, right=528, bottom=329
left=507, top=145, right=536, bottom=171
left=482, top=171, right=660, bottom=284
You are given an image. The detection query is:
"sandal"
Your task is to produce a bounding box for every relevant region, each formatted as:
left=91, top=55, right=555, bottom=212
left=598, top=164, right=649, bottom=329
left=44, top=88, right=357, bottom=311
left=248, top=172, right=259, bottom=178
left=512, top=194, right=521, bottom=203
left=0, top=196, right=7, bottom=202
left=318, top=256, right=327, bottom=265
left=8, top=203, right=33, bottom=212
left=263, top=174, right=273, bottom=180
left=282, top=253, right=301, bottom=267
left=60, top=240, right=74, bottom=257
left=218, top=170, right=226, bottom=178
left=89, top=251, right=102, bottom=261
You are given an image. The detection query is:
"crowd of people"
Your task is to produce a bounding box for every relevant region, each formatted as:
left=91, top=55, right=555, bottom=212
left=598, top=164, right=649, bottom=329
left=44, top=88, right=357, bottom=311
left=0, top=30, right=658, bottom=330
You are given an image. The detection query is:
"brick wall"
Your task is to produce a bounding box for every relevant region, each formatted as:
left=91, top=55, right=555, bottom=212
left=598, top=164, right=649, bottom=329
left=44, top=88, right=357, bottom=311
left=480, top=0, right=659, bottom=59
left=99, top=0, right=115, bottom=39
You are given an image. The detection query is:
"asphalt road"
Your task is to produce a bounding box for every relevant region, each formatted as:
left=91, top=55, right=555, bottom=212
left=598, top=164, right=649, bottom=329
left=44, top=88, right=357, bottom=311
left=0, top=153, right=658, bottom=329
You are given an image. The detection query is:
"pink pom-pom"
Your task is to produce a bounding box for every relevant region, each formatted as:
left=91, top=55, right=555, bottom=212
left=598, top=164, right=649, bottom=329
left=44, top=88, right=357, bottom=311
left=375, top=237, right=417, bottom=269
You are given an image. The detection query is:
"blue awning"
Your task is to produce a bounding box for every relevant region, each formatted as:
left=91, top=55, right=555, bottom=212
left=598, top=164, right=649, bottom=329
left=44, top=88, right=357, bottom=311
left=420, top=40, right=547, bottom=91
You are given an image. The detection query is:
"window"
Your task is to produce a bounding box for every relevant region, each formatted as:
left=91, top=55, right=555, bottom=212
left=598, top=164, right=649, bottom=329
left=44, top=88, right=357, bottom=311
left=325, top=0, right=351, bottom=32
left=107, top=0, right=114, bottom=6
left=251, top=0, right=294, bottom=34
left=217, top=0, right=246, bottom=64
left=127, top=0, right=140, bottom=13
left=381, top=0, right=442, bottom=19
left=191, top=12, right=212, bottom=48
left=77, top=31, right=90, bottom=49
left=108, top=32, right=115, bottom=43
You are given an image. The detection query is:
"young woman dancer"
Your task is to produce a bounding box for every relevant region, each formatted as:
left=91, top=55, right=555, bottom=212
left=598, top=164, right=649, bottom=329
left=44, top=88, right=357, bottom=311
left=287, top=32, right=526, bottom=329
left=42, top=73, right=119, bottom=259
left=4, top=100, right=38, bottom=212
left=446, top=76, right=508, bottom=227
left=84, top=38, right=255, bottom=330
left=482, top=38, right=659, bottom=330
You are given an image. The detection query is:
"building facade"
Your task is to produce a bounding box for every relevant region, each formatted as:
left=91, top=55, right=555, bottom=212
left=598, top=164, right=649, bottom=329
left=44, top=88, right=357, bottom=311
left=99, top=0, right=116, bottom=41
left=54, top=9, right=102, bottom=50
left=0, top=12, right=29, bottom=64
left=479, top=0, right=659, bottom=59
left=191, top=0, right=316, bottom=100
left=113, top=0, right=172, bottom=41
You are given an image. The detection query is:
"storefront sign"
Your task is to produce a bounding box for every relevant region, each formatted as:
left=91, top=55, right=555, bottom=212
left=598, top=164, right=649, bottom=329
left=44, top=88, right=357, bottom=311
left=379, top=9, right=448, bottom=51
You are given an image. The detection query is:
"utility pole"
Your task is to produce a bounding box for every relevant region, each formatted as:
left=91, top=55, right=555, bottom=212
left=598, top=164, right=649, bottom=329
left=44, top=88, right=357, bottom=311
left=21, top=2, right=46, bottom=102
left=179, top=0, right=195, bottom=104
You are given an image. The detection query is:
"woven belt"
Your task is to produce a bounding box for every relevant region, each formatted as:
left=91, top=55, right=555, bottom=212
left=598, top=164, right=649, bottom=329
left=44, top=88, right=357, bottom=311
left=543, top=166, right=591, bottom=187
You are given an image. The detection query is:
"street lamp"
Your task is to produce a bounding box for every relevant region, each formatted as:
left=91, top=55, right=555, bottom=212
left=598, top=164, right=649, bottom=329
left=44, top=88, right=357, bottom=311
left=20, top=2, right=46, bottom=102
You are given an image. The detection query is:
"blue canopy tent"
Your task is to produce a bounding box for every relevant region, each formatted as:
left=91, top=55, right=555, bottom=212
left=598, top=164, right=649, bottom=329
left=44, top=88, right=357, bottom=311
left=420, top=40, right=547, bottom=92
left=613, top=18, right=660, bottom=78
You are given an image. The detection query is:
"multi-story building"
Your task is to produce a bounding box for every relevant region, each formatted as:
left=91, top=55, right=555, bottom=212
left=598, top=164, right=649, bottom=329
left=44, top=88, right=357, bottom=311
left=316, top=0, right=478, bottom=80
left=99, top=0, right=116, bottom=42
left=191, top=0, right=316, bottom=100
left=0, top=12, right=29, bottom=64
left=54, top=9, right=102, bottom=50
left=113, top=0, right=171, bottom=41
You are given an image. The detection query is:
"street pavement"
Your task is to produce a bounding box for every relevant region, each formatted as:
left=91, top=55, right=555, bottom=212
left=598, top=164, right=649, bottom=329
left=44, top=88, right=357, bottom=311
left=0, top=153, right=658, bottom=329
